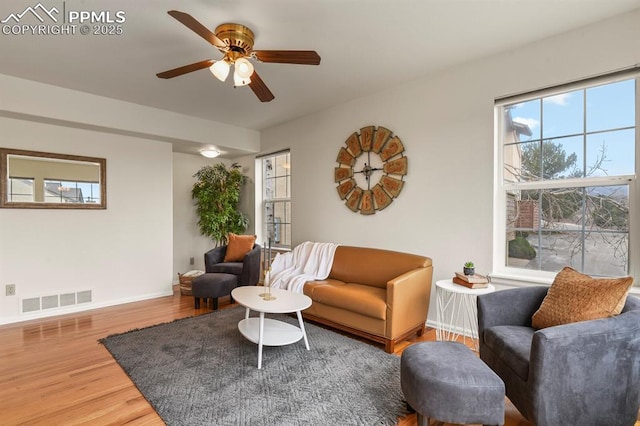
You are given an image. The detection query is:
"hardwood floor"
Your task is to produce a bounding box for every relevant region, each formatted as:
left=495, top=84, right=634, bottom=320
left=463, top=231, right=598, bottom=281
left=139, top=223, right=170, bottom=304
left=0, top=290, right=635, bottom=426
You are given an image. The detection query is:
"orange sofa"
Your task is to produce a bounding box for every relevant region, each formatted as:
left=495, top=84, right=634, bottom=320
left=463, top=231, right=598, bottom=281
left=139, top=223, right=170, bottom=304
left=302, top=245, right=433, bottom=353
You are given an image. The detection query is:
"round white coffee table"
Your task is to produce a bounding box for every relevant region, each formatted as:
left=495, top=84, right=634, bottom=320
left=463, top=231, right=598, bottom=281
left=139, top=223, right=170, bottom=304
left=435, top=279, right=495, bottom=351
left=231, top=286, right=312, bottom=369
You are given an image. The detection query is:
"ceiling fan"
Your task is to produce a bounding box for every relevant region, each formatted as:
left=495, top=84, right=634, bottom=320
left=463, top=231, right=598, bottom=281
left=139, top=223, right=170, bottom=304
left=156, top=10, right=321, bottom=102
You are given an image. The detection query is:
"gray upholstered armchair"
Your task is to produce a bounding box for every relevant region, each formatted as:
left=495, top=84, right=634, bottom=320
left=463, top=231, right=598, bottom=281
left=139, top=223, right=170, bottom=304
left=204, top=244, right=261, bottom=287
left=478, top=286, right=640, bottom=426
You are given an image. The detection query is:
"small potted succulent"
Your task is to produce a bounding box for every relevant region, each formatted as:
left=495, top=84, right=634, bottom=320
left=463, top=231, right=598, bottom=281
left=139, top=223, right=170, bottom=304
left=463, top=261, right=475, bottom=276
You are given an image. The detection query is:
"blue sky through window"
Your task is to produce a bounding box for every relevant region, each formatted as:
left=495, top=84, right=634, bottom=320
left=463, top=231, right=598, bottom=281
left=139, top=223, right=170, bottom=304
left=510, top=79, right=635, bottom=177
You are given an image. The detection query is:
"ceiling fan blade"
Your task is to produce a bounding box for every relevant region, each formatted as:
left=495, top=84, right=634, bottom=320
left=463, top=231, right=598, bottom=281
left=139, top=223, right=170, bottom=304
left=156, top=60, right=214, bottom=79
left=167, top=10, right=226, bottom=49
left=253, top=50, right=321, bottom=65
left=248, top=71, right=275, bottom=102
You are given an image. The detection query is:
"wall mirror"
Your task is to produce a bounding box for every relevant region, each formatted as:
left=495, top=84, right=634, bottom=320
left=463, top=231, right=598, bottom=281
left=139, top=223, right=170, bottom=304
left=0, top=148, right=106, bottom=209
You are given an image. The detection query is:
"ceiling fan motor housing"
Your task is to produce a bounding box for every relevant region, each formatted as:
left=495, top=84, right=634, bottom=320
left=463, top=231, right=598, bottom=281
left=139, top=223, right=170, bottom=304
left=215, top=23, right=255, bottom=60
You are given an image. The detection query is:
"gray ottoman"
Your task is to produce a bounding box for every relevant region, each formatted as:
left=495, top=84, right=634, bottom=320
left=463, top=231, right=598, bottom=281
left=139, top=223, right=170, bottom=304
left=192, top=273, right=238, bottom=310
left=401, top=341, right=505, bottom=426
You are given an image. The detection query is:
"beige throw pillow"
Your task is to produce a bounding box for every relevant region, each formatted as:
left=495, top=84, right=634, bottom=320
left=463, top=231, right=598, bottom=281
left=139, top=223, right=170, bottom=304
left=223, top=233, right=256, bottom=262
left=531, top=266, right=633, bottom=329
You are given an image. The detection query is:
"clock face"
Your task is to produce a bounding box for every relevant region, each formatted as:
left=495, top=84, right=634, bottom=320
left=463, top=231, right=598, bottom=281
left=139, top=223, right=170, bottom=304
left=334, top=125, right=407, bottom=215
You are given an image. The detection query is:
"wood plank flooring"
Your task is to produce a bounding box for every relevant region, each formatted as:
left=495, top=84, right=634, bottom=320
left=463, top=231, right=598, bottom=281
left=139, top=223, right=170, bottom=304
left=0, top=289, right=636, bottom=426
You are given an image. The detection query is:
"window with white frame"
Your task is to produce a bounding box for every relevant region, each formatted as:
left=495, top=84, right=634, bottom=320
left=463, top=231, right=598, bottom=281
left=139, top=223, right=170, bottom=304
left=495, top=72, right=637, bottom=281
left=262, top=151, right=291, bottom=249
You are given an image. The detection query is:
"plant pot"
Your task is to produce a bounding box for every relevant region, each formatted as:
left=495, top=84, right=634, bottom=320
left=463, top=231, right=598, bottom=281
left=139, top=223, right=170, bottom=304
left=463, top=267, right=475, bottom=276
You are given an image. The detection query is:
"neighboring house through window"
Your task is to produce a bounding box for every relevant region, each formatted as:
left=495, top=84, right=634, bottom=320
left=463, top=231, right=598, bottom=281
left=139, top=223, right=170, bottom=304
left=494, top=70, right=638, bottom=283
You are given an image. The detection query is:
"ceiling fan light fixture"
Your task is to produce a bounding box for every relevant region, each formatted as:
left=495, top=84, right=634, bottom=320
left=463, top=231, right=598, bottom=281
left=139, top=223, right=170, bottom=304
left=234, top=57, right=254, bottom=79
left=200, top=149, right=220, bottom=158
left=233, top=72, right=251, bottom=87
left=210, top=60, right=230, bottom=81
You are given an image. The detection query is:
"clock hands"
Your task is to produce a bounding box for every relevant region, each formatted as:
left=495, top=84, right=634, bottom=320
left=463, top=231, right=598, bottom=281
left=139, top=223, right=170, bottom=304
left=354, top=163, right=383, bottom=189
left=354, top=163, right=383, bottom=177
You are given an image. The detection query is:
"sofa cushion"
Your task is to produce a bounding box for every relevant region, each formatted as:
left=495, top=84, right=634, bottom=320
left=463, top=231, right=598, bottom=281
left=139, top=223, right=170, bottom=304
left=303, top=279, right=345, bottom=297
left=483, top=325, right=534, bottom=381
left=329, top=246, right=431, bottom=289
left=223, top=233, right=256, bottom=262
left=210, top=262, right=243, bottom=276
left=531, top=266, right=633, bottom=329
left=305, top=281, right=387, bottom=320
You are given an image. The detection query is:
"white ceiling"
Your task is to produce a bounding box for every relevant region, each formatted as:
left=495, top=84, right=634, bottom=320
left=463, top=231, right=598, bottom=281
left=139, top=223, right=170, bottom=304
left=2, top=0, right=640, bottom=137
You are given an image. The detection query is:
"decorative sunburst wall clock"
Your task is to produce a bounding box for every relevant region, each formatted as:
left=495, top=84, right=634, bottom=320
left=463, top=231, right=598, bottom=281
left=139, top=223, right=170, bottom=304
left=334, top=125, right=407, bottom=215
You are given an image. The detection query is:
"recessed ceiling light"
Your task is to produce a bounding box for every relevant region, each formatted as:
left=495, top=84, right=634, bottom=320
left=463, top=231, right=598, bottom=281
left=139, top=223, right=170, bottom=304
left=200, top=149, right=220, bottom=158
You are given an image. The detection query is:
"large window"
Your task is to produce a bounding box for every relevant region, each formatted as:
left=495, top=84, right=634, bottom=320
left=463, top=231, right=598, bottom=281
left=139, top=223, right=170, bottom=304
left=495, top=73, right=637, bottom=280
left=262, top=151, right=291, bottom=249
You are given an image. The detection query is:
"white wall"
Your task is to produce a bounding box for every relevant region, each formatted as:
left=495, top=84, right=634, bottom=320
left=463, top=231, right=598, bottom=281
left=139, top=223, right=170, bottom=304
left=0, top=73, right=260, bottom=324
left=0, top=117, right=174, bottom=324
left=258, top=9, right=640, bottom=321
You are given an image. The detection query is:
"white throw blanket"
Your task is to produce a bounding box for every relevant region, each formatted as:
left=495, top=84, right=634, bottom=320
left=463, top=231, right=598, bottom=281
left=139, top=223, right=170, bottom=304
left=266, top=241, right=339, bottom=293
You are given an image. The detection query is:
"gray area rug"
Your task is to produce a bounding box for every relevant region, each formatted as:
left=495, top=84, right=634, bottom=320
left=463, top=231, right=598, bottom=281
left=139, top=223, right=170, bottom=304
left=100, top=306, right=407, bottom=425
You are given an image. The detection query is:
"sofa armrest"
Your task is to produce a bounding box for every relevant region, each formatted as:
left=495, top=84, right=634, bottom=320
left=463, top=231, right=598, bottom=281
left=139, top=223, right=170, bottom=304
left=204, top=246, right=226, bottom=272
left=528, top=310, right=640, bottom=423
left=478, top=286, right=548, bottom=335
left=386, top=266, right=433, bottom=339
left=239, top=244, right=261, bottom=286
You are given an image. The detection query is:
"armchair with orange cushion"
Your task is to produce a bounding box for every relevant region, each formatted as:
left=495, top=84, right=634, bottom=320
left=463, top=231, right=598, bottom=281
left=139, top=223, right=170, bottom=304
left=204, top=234, right=261, bottom=287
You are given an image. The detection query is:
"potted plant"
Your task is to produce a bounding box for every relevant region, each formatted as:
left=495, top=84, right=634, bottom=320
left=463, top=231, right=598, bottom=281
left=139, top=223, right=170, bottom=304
left=463, top=261, right=475, bottom=276
left=192, top=163, right=249, bottom=246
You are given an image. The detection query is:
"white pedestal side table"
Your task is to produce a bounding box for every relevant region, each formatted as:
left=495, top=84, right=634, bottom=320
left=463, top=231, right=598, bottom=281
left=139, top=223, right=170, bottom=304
left=435, top=279, right=495, bottom=351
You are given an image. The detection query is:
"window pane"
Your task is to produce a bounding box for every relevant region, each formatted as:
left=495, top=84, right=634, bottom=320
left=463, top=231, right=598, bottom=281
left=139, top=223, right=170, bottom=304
left=586, top=185, right=629, bottom=231
left=541, top=136, right=583, bottom=179
left=44, top=180, right=98, bottom=204
left=274, top=201, right=286, bottom=223
left=542, top=89, right=584, bottom=139
left=275, top=153, right=290, bottom=176
left=503, top=144, right=522, bottom=183
left=274, top=176, right=289, bottom=199
left=505, top=141, right=540, bottom=182
left=586, top=129, right=635, bottom=177
left=505, top=185, right=629, bottom=276
left=519, top=230, right=628, bottom=277
left=8, top=178, right=34, bottom=202
left=506, top=99, right=540, bottom=141
left=587, top=79, right=635, bottom=132
left=279, top=223, right=291, bottom=247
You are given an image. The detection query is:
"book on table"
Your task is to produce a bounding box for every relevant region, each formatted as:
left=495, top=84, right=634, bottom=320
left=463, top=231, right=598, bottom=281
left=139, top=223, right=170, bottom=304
left=454, top=271, right=489, bottom=284
left=452, top=276, right=489, bottom=289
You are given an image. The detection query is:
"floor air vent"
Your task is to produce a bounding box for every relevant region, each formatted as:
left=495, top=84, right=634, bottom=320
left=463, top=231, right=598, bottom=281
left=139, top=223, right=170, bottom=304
left=21, top=290, right=92, bottom=314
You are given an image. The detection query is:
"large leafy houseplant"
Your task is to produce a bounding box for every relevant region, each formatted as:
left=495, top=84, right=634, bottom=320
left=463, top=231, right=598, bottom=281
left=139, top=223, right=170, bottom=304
left=192, top=163, right=249, bottom=246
